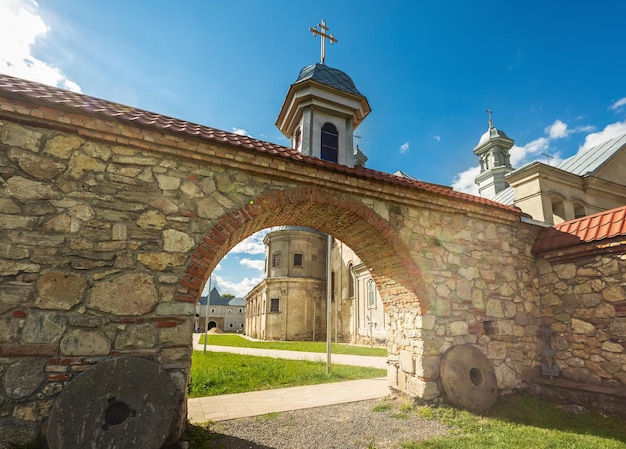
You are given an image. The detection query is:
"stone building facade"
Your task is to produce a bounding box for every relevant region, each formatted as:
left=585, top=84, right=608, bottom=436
left=195, top=287, right=245, bottom=333
left=244, top=227, right=387, bottom=345
left=245, top=227, right=327, bottom=341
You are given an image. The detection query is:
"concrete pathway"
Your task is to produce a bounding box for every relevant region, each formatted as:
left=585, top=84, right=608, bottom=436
left=187, top=335, right=390, bottom=423
left=187, top=377, right=389, bottom=423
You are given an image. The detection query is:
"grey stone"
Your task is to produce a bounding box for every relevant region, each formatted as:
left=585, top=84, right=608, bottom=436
left=46, top=357, right=179, bottom=449
left=3, top=358, right=47, bottom=400
left=440, top=344, right=497, bottom=412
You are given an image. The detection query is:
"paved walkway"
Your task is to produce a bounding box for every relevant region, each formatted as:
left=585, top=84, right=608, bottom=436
left=187, top=335, right=390, bottom=423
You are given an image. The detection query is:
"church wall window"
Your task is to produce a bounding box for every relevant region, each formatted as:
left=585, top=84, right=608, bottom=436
left=270, top=298, right=280, bottom=312
left=551, top=196, right=566, bottom=224
left=293, top=253, right=303, bottom=267
left=573, top=202, right=586, bottom=219
left=321, top=122, right=339, bottom=163
left=272, top=252, right=281, bottom=268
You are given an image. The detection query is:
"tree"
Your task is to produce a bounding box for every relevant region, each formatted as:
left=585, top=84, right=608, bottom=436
left=221, top=293, right=235, bottom=299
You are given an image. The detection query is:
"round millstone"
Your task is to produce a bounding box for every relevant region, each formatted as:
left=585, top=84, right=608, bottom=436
left=440, top=344, right=498, bottom=412
left=46, top=357, right=179, bottom=449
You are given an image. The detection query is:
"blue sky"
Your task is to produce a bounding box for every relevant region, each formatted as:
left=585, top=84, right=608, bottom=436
left=3, top=0, right=626, bottom=297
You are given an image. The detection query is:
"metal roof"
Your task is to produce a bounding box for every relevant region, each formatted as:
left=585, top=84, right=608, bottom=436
left=492, top=186, right=515, bottom=205
left=555, top=132, right=626, bottom=175
left=295, top=63, right=364, bottom=97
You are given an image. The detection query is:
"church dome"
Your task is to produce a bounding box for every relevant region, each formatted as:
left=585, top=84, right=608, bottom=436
left=295, top=63, right=364, bottom=97
left=477, top=126, right=512, bottom=147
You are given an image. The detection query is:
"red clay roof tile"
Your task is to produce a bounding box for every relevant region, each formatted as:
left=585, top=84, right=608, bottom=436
left=0, top=73, right=520, bottom=215
left=532, top=205, right=626, bottom=255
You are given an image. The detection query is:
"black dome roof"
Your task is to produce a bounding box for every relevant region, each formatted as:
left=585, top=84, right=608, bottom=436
left=295, top=63, right=364, bottom=97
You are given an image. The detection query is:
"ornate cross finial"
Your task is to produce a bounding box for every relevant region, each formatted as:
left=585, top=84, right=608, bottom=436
left=486, top=108, right=494, bottom=129
left=309, top=20, right=337, bottom=65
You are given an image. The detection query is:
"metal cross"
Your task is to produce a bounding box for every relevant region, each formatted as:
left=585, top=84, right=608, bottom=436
left=309, top=20, right=337, bottom=65
left=486, top=108, right=494, bottom=128
left=542, top=147, right=554, bottom=165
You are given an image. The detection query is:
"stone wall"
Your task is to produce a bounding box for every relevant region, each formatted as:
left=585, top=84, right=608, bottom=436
left=536, top=253, right=626, bottom=387
left=0, top=96, right=541, bottom=446
left=386, top=209, right=541, bottom=401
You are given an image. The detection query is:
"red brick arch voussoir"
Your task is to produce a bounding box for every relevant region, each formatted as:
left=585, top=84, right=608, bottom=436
left=175, top=186, right=427, bottom=312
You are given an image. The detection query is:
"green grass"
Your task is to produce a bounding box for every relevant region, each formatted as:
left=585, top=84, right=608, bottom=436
left=402, top=393, right=626, bottom=449
left=197, top=333, right=387, bottom=357
left=188, top=351, right=386, bottom=397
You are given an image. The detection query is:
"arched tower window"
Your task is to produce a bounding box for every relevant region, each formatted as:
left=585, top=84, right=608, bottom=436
left=321, top=123, right=339, bottom=163
left=294, top=127, right=302, bottom=151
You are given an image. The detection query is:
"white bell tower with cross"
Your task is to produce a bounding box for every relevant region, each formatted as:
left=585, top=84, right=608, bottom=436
left=276, top=20, right=371, bottom=168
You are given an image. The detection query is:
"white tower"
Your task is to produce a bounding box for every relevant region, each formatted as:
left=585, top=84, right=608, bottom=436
left=473, top=109, right=514, bottom=199
left=275, top=21, right=371, bottom=168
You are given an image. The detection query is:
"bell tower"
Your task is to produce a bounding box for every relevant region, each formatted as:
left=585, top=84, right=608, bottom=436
left=473, top=109, right=514, bottom=199
left=276, top=20, right=371, bottom=168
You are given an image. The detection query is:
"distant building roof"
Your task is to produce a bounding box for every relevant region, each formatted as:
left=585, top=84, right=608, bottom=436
left=197, top=287, right=231, bottom=306
left=394, top=170, right=418, bottom=181
left=229, top=298, right=246, bottom=307
left=532, top=205, right=626, bottom=256
left=295, top=63, right=364, bottom=97
left=555, top=132, right=626, bottom=175
left=494, top=132, right=626, bottom=206
left=492, top=186, right=515, bottom=205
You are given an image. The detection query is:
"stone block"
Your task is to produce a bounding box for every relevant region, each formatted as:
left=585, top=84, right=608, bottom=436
left=387, top=364, right=398, bottom=388
left=406, top=376, right=440, bottom=401
left=415, top=354, right=440, bottom=378
left=36, top=270, right=86, bottom=311
left=572, top=318, right=595, bottom=335
left=88, top=272, right=158, bottom=315
left=487, top=341, right=507, bottom=360
left=60, top=329, right=110, bottom=356
left=399, top=350, right=414, bottom=374
left=3, top=358, right=47, bottom=400
left=449, top=321, right=469, bottom=336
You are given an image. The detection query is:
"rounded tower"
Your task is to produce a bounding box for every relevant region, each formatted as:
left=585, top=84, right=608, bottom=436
left=473, top=111, right=514, bottom=199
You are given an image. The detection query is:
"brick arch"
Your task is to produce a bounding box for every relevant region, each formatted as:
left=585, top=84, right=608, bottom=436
left=176, top=186, right=428, bottom=313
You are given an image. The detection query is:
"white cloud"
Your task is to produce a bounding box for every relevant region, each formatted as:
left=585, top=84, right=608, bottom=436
left=546, top=119, right=568, bottom=139
left=400, top=142, right=409, bottom=153
left=609, top=97, right=626, bottom=111
left=240, top=258, right=264, bottom=271
left=578, top=120, right=626, bottom=153
left=212, top=274, right=263, bottom=298
left=230, top=231, right=268, bottom=255
left=433, top=135, right=441, bottom=142
left=451, top=165, right=480, bottom=196
left=232, top=127, right=250, bottom=136
left=0, top=0, right=80, bottom=92
left=509, top=136, right=549, bottom=167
